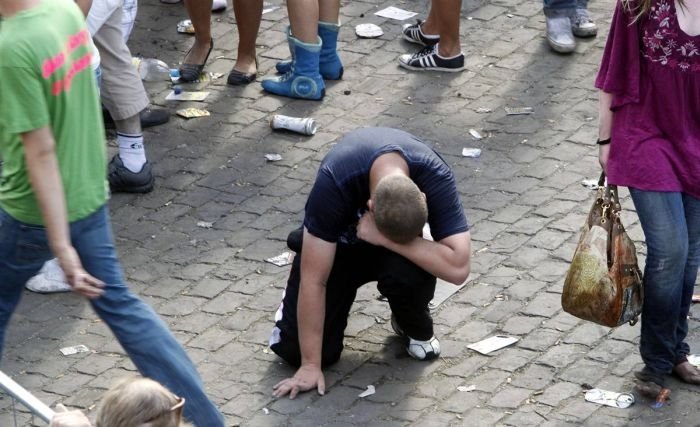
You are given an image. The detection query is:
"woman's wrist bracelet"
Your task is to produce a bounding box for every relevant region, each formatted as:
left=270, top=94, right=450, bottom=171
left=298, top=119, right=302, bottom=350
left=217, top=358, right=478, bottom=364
left=596, top=138, right=611, bottom=145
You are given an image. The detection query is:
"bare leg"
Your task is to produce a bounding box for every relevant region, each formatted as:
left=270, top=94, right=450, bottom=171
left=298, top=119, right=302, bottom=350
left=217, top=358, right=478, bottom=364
left=183, top=0, right=213, bottom=64
left=319, top=0, right=340, bottom=24
left=287, top=0, right=319, bottom=43
left=431, top=0, right=462, bottom=56
left=232, top=0, right=263, bottom=74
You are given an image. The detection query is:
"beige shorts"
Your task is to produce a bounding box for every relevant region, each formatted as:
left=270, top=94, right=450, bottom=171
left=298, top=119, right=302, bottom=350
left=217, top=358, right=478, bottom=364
left=92, top=5, right=148, bottom=120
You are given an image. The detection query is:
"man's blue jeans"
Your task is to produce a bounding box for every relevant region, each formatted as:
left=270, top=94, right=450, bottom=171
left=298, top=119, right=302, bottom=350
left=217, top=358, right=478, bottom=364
left=0, top=206, right=225, bottom=427
left=630, top=189, right=700, bottom=376
left=543, top=0, right=588, bottom=13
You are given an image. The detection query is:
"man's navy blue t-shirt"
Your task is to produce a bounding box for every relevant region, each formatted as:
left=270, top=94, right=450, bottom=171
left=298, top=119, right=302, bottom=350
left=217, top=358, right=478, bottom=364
left=304, top=127, right=469, bottom=244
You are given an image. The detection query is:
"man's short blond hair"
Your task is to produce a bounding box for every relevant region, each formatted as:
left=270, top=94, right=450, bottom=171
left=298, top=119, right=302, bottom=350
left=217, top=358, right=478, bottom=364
left=373, top=174, right=427, bottom=244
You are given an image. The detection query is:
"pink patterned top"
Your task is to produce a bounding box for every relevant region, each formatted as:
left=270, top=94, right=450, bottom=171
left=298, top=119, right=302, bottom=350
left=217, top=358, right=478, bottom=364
left=595, top=0, right=700, bottom=198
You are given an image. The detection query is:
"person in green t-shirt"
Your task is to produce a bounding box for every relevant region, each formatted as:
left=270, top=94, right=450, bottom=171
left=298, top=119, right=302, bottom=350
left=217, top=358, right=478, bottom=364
left=0, top=1, right=225, bottom=425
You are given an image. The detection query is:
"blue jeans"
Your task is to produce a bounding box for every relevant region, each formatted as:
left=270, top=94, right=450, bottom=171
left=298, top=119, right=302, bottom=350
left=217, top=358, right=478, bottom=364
left=630, top=189, right=700, bottom=376
left=543, top=0, right=587, bottom=12
left=0, top=206, right=224, bottom=427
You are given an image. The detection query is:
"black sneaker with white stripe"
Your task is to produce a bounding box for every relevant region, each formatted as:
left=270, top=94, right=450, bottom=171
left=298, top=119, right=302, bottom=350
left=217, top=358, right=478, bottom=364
left=402, top=19, right=440, bottom=46
left=398, top=44, right=465, bottom=72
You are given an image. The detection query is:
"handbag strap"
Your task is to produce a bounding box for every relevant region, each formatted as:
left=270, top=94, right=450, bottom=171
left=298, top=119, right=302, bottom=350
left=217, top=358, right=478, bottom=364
left=598, top=172, right=622, bottom=214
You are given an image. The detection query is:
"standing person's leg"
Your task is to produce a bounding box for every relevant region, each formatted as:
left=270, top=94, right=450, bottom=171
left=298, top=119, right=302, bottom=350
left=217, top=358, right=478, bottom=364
left=93, top=6, right=154, bottom=193
left=375, top=249, right=439, bottom=360
left=71, top=206, right=225, bottom=427
left=180, top=0, right=214, bottom=82
left=432, top=0, right=461, bottom=57
left=629, top=189, right=692, bottom=391
left=261, top=0, right=325, bottom=100
left=0, top=209, right=53, bottom=358
left=571, top=0, right=597, bottom=38
left=226, top=0, right=263, bottom=85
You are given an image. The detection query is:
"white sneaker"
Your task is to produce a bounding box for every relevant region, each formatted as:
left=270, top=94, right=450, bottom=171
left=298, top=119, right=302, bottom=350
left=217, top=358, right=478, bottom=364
left=391, top=315, right=441, bottom=361
left=25, top=259, right=72, bottom=294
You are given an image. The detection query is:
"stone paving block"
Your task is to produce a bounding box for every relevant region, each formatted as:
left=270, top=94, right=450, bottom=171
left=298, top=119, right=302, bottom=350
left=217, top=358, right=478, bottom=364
left=489, top=348, right=539, bottom=372
left=511, top=364, right=556, bottom=390
left=517, top=328, right=561, bottom=352
left=563, top=322, right=609, bottom=347
left=558, top=358, right=609, bottom=385
left=521, top=292, right=561, bottom=317
left=538, top=344, right=589, bottom=369
left=587, top=339, right=637, bottom=364
left=451, top=320, right=499, bottom=343
left=488, top=386, right=532, bottom=408
left=459, top=407, right=506, bottom=426
left=541, top=311, right=581, bottom=332
left=536, top=381, right=582, bottom=407
left=470, top=368, right=512, bottom=392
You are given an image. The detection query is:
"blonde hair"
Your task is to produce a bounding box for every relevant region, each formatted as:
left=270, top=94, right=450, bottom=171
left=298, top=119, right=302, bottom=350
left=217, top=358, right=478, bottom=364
left=622, top=0, right=686, bottom=22
left=373, top=174, right=427, bottom=244
left=96, top=377, right=192, bottom=427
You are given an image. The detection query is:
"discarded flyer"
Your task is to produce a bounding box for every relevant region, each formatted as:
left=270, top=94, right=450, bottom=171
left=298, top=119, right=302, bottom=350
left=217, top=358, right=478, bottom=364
left=468, top=129, right=483, bottom=140
left=584, top=388, right=634, bottom=408
left=177, top=19, right=195, bottom=34
left=358, top=385, right=375, bottom=398
left=262, top=407, right=270, bottom=415
left=196, top=221, right=213, bottom=229
left=688, top=354, right=700, bottom=368
left=476, top=107, right=493, bottom=113
left=265, top=251, right=294, bottom=267
left=374, top=6, right=417, bottom=20
left=505, top=106, right=534, bottom=115
left=467, top=335, right=519, bottom=355
left=270, top=115, right=317, bottom=136
left=457, top=385, right=476, bottom=392
left=355, top=23, right=383, bottom=38
left=264, top=154, right=283, bottom=162
left=462, top=148, right=482, bottom=158
left=60, top=345, right=90, bottom=356
left=429, top=278, right=466, bottom=310
left=165, top=90, right=210, bottom=101
left=177, top=108, right=210, bottom=119
left=581, top=179, right=598, bottom=190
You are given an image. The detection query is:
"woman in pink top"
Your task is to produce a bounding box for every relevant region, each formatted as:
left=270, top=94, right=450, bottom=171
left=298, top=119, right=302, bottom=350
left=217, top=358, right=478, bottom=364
left=596, top=0, right=700, bottom=397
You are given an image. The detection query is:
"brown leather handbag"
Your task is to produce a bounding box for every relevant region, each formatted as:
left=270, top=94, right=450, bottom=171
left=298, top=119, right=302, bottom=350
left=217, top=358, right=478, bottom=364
left=562, top=173, right=643, bottom=327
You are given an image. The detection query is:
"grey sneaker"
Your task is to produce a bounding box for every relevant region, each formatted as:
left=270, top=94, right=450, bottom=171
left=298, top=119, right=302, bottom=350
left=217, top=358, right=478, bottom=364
left=571, top=9, right=598, bottom=37
left=401, top=20, right=440, bottom=46
left=391, top=315, right=441, bottom=361
left=545, top=14, right=576, bottom=53
left=108, top=155, right=154, bottom=193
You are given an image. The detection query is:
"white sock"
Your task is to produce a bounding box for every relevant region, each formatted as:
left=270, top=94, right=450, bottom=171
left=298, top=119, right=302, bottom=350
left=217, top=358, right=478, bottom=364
left=117, top=132, right=146, bottom=173
left=435, top=44, right=462, bottom=60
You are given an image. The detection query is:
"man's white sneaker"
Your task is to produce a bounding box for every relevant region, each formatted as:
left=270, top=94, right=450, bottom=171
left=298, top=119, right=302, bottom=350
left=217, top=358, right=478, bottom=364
left=391, top=315, right=441, bottom=361
left=25, top=258, right=71, bottom=294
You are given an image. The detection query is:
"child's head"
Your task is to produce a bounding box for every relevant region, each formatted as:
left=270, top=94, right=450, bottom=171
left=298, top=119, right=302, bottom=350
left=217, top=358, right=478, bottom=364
left=96, top=377, right=191, bottom=427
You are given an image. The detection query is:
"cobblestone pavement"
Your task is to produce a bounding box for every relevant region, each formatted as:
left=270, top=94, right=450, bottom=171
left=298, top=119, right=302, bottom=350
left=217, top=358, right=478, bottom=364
left=2, top=0, right=699, bottom=425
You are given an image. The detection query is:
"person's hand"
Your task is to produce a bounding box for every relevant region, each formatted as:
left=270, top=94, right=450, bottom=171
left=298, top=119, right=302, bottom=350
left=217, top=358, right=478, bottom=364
left=51, top=404, right=92, bottom=427
left=272, top=364, right=325, bottom=399
left=599, top=143, right=610, bottom=176
left=356, top=211, right=389, bottom=247
left=55, top=246, right=104, bottom=299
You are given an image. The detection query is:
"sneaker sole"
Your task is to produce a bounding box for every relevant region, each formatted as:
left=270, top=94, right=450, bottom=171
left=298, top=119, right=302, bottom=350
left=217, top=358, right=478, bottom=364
left=398, top=62, right=465, bottom=72
left=547, top=37, right=576, bottom=53
left=110, top=177, right=155, bottom=194
left=572, top=28, right=598, bottom=37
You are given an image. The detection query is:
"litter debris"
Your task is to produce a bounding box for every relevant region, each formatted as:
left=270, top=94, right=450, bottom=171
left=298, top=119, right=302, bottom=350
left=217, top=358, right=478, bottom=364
left=264, top=153, right=283, bottom=162
left=358, top=385, right=375, bottom=398
left=505, top=106, right=534, bottom=115
left=581, top=179, right=599, bottom=190
left=468, top=129, right=483, bottom=140
left=467, top=335, right=519, bottom=355
left=270, top=115, right=317, bottom=135
left=476, top=107, right=492, bottom=113
left=355, top=23, right=383, bottom=38
left=461, top=148, right=482, bottom=158
left=584, top=388, right=635, bottom=408
left=688, top=354, right=700, bottom=368
left=60, top=345, right=90, bottom=356
left=196, top=221, right=213, bottom=229
left=457, top=385, right=476, bottom=392
left=211, top=0, right=226, bottom=12
left=692, top=294, right=700, bottom=303
left=165, top=90, right=210, bottom=101
left=262, top=407, right=270, bottom=415
left=374, top=6, right=417, bottom=20
left=262, top=5, right=279, bottom=14
left=265, top=251, right=294, bottom=267
left=177, top=108, right=210, bottom=119
left=651, top=388, right=671, bottom=409
left=177, top=19, right=195, bottom=34
left=429, top=279, right=466, bottom=310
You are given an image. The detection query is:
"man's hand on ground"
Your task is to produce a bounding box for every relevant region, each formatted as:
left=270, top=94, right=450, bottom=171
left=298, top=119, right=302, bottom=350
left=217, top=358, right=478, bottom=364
left=272, top=364, right=325, bottom=399
left=56, top=246, right=105, bottom=299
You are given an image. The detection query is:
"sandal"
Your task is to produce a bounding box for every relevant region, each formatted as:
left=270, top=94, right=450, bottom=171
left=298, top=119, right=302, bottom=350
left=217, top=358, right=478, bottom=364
left=179, top=38, right=213, bottom=82
left=227, top=57, right=258, bottom=86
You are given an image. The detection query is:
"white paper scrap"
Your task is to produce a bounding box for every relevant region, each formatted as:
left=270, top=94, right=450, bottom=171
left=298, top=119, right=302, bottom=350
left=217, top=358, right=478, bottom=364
left=457, top=385, right=476, bottom=392
left=60, top=345, right=90, bottom=356
left=374, top=6, right=417, bottom=20
left=265, top=251, right=294, bottom=267
left=581, top=179, right=599, bottom=190
left=467, top=335, right=519, bottom=355
left=462, top=148, right=482, bottom=158
left=688, top=354, right=700, bottom=368
left=264, top=154, right=283, bottom=162
left=196, top=221, right=213, bottom=229
left=358, top=385, right=375, bottom=398
left=355, top=23, right=384, bottom=38
left=468, top=129, right=483, bottom=140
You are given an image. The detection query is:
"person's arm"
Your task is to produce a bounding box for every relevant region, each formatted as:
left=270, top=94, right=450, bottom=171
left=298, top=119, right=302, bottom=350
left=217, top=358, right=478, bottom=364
left=272, top=228, right=335, bottom=399
left=75, top=0, right=92, bottom=17
left=51, top=404, right=92, bottom=427
left=21, top=127, right=104, bottom=299
left=357, top=212, right=471, bottom=285
left=598, top=91, right=614, bottom=175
